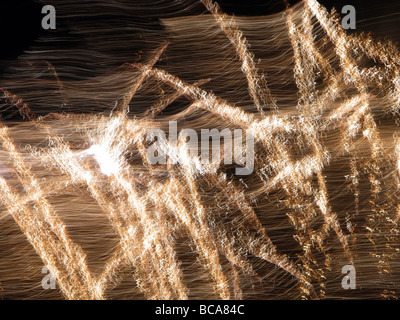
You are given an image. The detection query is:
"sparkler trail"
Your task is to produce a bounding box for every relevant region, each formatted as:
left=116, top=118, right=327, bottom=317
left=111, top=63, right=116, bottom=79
left=1, top=0, right=400, bottom=299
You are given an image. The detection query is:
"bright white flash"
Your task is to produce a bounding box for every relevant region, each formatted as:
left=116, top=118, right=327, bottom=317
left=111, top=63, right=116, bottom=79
left=85, top=144, right=119, bottom=176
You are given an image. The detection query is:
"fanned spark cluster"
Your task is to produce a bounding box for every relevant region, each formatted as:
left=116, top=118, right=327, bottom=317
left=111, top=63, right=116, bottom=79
left=1, top=0, right=400, bottom=299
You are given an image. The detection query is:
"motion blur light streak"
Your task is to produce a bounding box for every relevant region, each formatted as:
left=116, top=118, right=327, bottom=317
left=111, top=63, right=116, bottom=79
left=0, top=0, right=400, bottom=299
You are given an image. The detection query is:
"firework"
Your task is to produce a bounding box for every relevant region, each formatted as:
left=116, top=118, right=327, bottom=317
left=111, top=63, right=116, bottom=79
left=1, top=0, right=400, bottom=300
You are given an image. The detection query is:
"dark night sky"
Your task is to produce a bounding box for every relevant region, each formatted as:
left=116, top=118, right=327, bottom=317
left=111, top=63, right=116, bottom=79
left=0, top=0, right=399, bottom=61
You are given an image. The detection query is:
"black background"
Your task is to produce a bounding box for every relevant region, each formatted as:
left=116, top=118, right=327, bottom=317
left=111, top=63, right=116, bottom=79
left=0, top=0, right=399, bottom=61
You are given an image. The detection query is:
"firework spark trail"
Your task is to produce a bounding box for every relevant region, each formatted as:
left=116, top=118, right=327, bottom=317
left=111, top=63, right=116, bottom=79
left=161, top=160, right=231, bottom=299
left=145, top=128, right=309, bottom=296
left=111, top=172, right=188, bottom=299
left=0, top=123, right=99, bottom=299
left=305, top=0, right=385, bottom=178
left=347, top=29, right=400, bottom=110
left=284, top=6, right=353, bottom=268
left=133, top=64, right=256, bottom=127
left=142, top=78, right=210, bottom=119
left=43, top=140, right=163, bottom=298
left=286, top=8, right=316, bottom=111
left=177, top=141, right=290, bottom=296
left=209, top=172, right=306, bottom=281
left=305, top=0, right=398, bottom=287
left=144, top=116, right=314, bottom=293
left=93, top=117, right=180, bottom=298
left=0, top=88, right=36, bottom=121
left=306, top=0, right=367, bottom=93
left=0, top=177, right=82, bottom=298
left=148, top=192, right=189, bottom=299
left=94, top=247, right=126, bottom=296
left=119, top=42, right=169, bottom=115
left=46, top=61, right=69, bottom=108
left=137, top=64, right=333, bottom=204
left=201, top=0, right=277, bottom=114
left=40, top=133, right=179, bottom=299
left=129, top=121, right=226, bottom=299
left=35, top=114, right=190, bottom=299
